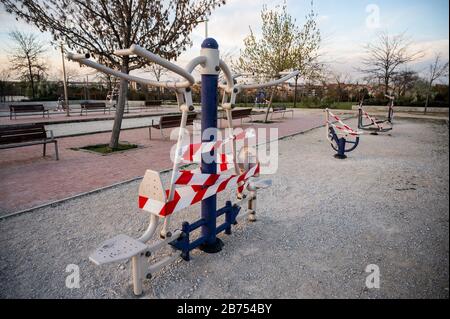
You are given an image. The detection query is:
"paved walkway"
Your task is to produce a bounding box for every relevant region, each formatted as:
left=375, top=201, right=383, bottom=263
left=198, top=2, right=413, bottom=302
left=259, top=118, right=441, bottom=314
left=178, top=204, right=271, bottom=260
left=0, top=106, right=179, bottom=126
left=0, top=109, right=341, bottom=216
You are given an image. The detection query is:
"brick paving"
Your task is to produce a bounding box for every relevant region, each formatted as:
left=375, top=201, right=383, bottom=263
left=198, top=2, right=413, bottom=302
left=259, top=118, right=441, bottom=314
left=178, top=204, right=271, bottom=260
left=0, top=109, right=347, bottom=216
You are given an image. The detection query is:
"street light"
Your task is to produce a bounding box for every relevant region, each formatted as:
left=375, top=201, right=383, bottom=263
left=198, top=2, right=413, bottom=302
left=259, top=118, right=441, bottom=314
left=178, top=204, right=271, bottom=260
left=197, top=18, right=209, bottom=38
left=60, top=43, right=70, bottom=116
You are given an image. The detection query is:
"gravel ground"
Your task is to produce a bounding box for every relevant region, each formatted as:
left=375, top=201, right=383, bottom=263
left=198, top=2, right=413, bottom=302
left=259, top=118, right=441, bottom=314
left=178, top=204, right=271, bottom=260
left=0, top=118, right=448, bottom=299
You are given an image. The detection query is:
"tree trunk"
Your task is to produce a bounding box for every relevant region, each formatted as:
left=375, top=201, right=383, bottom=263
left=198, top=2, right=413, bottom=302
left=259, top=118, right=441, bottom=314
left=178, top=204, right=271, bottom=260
left=109, top=60, right=129, bottom=149
left=424, top=89, right=430, bottom=114
left=264, top=87, right=275, bottom=123
left=27, top=56, right=35, bottom=99
left=384, top=77, right=389, bottom=95
left=144, top=85, right=149, bottom=101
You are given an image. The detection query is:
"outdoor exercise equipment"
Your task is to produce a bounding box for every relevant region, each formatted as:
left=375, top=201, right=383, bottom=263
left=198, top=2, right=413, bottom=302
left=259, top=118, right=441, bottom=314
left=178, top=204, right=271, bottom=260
left=68, top=39, right=299, bottom=296
left=325, top=109, right=362, bottom=159
left=357, top=95, right=394, bottom=135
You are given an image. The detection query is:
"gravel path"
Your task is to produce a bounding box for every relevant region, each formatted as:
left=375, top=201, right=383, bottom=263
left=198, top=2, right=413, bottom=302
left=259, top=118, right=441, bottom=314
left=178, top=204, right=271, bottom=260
left=0, top=118, right=448, bottom=299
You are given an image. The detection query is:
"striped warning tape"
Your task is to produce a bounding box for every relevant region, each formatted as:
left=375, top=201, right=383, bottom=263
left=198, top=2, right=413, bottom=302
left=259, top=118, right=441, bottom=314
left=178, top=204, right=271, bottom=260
left=139, top=128, right=259, bottom=217
left=139, top=164, right=259, bottom=216
left=326, top=110, right=362, bottom=137
left=360, top=108, right=383, bottom=130
left=180, top=129, right=256, bottom=163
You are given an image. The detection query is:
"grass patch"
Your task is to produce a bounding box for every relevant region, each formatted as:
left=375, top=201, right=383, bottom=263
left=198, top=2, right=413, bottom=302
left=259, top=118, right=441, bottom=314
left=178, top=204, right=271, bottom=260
left=74, top=143, right=139, bottom=154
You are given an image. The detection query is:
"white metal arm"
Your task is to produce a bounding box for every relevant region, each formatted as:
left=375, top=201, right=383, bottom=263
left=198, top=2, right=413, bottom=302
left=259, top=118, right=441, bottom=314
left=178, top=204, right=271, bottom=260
left=219, top=59, right=235, bottom=93
left=67, top=53, right=181, bottom=89
left=238, top=70, right=300, bottom=90
left=115, top=44, right=196, bottom=88
left=67, top=45, right=205, bottom=90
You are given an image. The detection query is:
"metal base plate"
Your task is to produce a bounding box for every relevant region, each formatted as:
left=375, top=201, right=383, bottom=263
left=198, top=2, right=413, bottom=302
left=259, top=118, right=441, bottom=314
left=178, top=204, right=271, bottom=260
left=334, top=154, right=347, bottom=160
left=199, top=238, right=224, bottom=254
left=89, top=234, right=148, bottom=266
left=250, top=178, right=272, bottom=190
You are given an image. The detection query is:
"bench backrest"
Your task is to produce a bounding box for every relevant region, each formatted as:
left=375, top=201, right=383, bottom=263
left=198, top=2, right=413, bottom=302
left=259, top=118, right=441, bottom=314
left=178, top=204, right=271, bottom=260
left=145, top=100, right=162, bottom=106
left=0, top=123, right=47, bottom=145
left=10, top=104, right=45, bottom=112
left=81, top=102, right=106, bottom=108
left=273, top=106, right=286, bottom=111
left=159, top=113, right=197, bottom=128
left=231, top=108, right=252, bottom=118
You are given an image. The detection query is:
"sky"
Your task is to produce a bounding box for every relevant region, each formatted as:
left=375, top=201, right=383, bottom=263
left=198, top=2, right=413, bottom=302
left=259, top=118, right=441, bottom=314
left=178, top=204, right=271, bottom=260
left=0, top=0, right=448, bottom=82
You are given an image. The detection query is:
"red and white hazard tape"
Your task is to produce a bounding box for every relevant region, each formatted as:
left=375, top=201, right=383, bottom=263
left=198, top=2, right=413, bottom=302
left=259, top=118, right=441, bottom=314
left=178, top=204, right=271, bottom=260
left=139, top=128, right=259, bottom=217
left=361, top=108, right=383, bottom=130
left=180, top=129, right=256, bottom=163
left=139, top=164, right=259, bottom=217
left=326, top=110, right=361, bottom=137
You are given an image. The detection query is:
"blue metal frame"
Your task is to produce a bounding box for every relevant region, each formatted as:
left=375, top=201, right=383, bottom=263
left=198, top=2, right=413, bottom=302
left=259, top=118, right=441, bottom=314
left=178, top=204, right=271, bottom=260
left=169, top=38, right=243, bottom=257
left=170, top=201, right=241, bottom=260
left=328, top=126, right=360, bottom=159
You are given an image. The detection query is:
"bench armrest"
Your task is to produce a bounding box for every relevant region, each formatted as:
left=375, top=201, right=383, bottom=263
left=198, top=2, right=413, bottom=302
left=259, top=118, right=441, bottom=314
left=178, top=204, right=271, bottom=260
left=46, top=130, right=55, bottom=139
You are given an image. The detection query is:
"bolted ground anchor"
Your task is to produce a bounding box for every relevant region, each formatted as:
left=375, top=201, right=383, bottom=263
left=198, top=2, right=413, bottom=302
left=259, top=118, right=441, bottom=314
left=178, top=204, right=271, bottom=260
left=199, top=238, right=224, bottom=254
left=334, top=154, right=347, bottom=160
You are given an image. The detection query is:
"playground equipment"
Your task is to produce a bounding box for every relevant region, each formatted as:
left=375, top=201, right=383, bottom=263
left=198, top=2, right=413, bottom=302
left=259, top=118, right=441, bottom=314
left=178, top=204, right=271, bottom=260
left=357, top=95, right=394, bottom=135
left=325, top=109, right=362, bottom=159
left=68, top=38, right=299, bottom=296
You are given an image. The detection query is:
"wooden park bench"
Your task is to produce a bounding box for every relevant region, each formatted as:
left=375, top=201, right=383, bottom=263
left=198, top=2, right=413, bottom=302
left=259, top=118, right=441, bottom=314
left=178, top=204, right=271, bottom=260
left=270, top=106, right=294, bottom=119
left=232, top=108, right=253, bottom=123
left=0, top=123, right=59, bottom=160
left=149, top=113, right=197, bottom=139
left=9, top=104, right=49, bottom=120
left=218, top=108, right=253, bottom=127
left=80, top=102, right=110, bottom=116
left=143, top=100, right=162, bottom=111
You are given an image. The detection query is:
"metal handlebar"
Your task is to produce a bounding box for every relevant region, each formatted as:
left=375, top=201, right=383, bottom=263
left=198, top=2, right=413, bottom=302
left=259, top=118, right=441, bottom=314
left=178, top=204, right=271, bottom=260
left=238, top=70, right=300, bottom=90
left=115, top=45, right=196, bottom=87
left=68, top=46, right=299, bottom=98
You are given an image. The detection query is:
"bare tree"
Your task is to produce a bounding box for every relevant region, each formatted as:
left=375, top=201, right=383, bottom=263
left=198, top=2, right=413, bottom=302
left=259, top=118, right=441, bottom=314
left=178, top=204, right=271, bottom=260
left=360, top=32, right=422, bottom=95
left=392, top=69, right=418, bottom=97
left=8, top=30, right=47, bottom=99
left=329, top=71, right=351, bottom=102
left=144, top=63, right=168, bottom=100
left=238, top=1, right=320, bottom=122
left=424, top=53, right=449, bottom=113
left=1, top=0, right=226, bottom=149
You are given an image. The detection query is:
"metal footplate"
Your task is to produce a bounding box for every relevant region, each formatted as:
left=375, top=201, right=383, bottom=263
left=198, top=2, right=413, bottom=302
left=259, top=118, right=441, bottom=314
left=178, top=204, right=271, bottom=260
left=89, top=234, right=148, bottom=266
left=248, top=178, right=272, bottom=190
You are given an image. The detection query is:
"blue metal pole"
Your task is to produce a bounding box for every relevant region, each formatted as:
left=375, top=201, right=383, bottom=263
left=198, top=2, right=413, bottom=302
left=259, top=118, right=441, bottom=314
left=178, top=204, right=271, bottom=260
left=199, top=38, right=223, bottom=253
left=335, top=137, right=347, bottom=159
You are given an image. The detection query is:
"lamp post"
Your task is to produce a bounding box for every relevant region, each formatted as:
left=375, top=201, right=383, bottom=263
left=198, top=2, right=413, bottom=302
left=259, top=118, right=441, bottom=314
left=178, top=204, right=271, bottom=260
left=198, top=18, right=209, bottom=38
left=294, top=74, right=299, bottom=108
left=60, top=43, right=70, bottom=117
